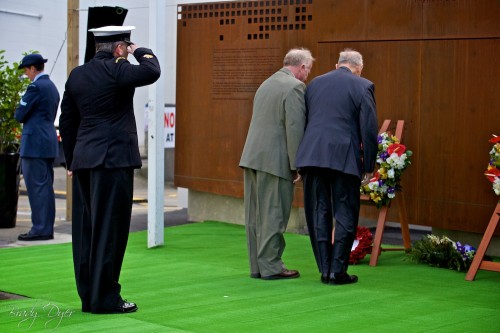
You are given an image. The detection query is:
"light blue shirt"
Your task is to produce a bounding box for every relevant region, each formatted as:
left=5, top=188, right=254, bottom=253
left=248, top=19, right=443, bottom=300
left=33, top=72, right=47, bottom=82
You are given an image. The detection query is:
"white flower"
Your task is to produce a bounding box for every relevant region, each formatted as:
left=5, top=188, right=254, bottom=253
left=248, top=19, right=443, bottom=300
left=395, top=154, right=407, bottom=169
left=387, top=169, right=395, bottom=179
left=386, top=153, right=408, bottom=170
left=490, top=146, right=496, bottom=155
left=368, top=181, right=379, bottom=191
left=428, top=235, right=440, bottom=244
left=443, top=236, right=454, bottom=245
left=494, top=178, right=500, bottom=195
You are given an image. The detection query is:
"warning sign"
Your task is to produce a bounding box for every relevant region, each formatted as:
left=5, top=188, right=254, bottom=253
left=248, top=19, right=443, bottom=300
left=144, top=104, right=175, bottom=149
left=164, top=106, right=175, bottom=148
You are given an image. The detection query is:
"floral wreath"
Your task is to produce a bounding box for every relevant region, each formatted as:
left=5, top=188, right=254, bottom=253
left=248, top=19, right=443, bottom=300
left=349, top=226, right=373, bottom=265
left=406, top=234, right=476, bottom=272
left=360, top=132, right=412, bottom=208
left=485, top=134, right=500, bottom=196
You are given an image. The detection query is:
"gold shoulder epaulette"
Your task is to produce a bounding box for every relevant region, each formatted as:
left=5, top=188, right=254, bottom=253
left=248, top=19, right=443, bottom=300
left=115, top=57, right=126, bottom=63
left=143, top=54, right=154, bottom=59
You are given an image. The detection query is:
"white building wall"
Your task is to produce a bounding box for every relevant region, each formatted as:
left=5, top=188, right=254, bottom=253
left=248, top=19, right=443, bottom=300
left=0, top=0, right=68, bottom=122
left=0, top=0, right=227, bottom=150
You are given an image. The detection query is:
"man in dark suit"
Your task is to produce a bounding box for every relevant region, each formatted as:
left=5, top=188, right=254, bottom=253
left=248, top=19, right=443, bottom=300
left=240, top=48, right=314, bottom=280
left=15, top=53, right=60, bottom=241
left=296, top=48, right=378, bottom=285
left=60, top=26, right=160, bottom=314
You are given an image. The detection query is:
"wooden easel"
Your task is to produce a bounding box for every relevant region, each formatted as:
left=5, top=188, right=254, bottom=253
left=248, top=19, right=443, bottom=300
left=465, top=202, right=500, bottom=281
left=363, top=120, right=411, bottom=266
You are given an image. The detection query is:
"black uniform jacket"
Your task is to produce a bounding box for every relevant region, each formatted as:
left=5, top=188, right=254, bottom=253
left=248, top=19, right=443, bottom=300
left=60, top=48, right=161, bottom=171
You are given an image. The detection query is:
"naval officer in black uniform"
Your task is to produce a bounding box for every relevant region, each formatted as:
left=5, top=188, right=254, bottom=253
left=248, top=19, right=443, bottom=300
left=60, top=26, right=160, bottom=314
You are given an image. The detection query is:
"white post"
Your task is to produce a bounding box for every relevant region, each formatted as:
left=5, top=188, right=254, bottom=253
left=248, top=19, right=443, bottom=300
left=147, top=0, right=166, bottom=248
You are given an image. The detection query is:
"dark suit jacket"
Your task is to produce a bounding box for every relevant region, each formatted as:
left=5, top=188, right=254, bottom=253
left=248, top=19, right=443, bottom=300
left=59, top=48, right=161, bottom=171
left=295, top=66, right=378, bottom=178
left=14, top=74, right=60, bottom=158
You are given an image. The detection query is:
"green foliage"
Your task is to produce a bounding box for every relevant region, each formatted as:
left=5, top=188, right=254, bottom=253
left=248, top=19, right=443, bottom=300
left=406, top=234, right=475, bottom=272
left=0, top=50, right=31, bottom=153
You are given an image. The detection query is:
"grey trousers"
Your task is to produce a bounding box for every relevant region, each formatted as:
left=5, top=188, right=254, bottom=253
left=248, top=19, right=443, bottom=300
left=243, top=168, right=294, bottom=277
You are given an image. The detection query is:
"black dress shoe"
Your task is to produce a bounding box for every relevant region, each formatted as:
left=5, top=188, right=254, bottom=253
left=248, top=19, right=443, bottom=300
left=113, top=300, right=138, bottom=313
left=18, top=233, right=54, bottom=241
left=261, top=269, right=300, bottom=280
left=321, top=274, right=330, bottom=284
left=250, top=273, right=261, bottom=279
left=329, top=273, right=358, bottom=285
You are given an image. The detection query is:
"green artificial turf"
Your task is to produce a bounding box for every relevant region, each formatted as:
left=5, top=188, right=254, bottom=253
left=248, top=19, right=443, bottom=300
left=0, top=221, right=498, bottom=332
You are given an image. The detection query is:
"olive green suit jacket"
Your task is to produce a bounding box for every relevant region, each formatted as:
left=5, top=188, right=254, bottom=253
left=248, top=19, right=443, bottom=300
left=239, top=68, right=306, bottom=181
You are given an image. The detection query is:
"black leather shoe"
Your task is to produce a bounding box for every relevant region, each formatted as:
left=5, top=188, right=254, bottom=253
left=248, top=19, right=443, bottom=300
left=321, top=274, right=330, bottom=284
left=114, top=300, right=138, bottom=313
left=250, top=273, right=261, bottom=279
left=329, top=273, right=358, bottom=285
left=261, top=269, right=300, bottom=280
left=18, top=233, right=54, bottom=241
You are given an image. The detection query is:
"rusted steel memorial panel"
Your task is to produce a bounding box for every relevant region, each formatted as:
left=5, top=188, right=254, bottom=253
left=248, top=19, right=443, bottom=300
left=175, top=0, right=500, bottom=233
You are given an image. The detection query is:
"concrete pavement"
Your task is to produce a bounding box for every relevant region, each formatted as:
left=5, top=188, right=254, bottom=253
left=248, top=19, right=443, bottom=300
left=0, top=163, right=189, bottom=248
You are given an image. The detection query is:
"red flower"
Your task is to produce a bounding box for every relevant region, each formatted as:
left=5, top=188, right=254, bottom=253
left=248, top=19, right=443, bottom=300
left=387, top=143, right=406, bottom=156
left=489, top=135, right=500, bottom=144
left=485, top=167, right=500, bottom=183
left=349, top=226, right=373, bottom=265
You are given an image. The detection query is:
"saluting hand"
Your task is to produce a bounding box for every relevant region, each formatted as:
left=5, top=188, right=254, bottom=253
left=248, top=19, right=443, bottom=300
left=127, top=44, right=139, bottom=55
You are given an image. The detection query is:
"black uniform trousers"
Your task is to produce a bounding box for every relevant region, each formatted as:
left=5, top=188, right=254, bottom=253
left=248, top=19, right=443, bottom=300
left=302, top=167, right=361, bottom=277
left=72, top=167, right=134, bottom=313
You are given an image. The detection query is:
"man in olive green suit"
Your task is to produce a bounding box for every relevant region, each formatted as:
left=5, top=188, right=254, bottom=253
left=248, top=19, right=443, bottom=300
left=239, top=48, right=314, bottom=280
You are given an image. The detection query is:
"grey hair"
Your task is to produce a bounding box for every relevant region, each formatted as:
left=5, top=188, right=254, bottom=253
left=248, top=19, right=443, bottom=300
left=283, top=48, right=315, bottom=67
left=338, top=48, right=363, bottom=67
left=95, top=41, right=122, bottom=53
